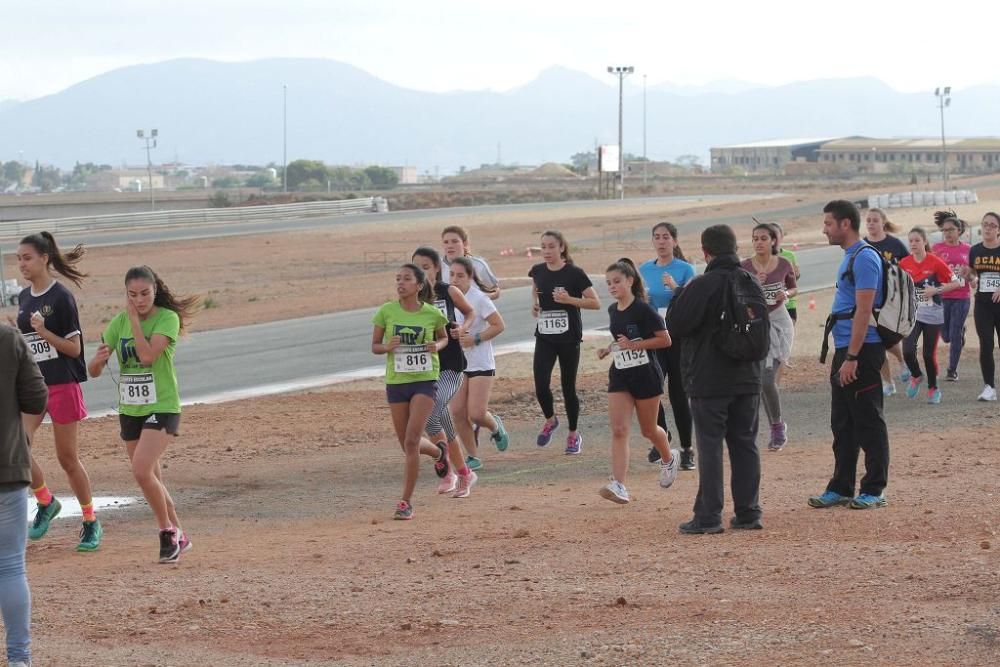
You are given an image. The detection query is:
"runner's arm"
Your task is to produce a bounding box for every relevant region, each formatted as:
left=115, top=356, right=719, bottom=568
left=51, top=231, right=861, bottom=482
left=371, top=326, right=399, bottom=355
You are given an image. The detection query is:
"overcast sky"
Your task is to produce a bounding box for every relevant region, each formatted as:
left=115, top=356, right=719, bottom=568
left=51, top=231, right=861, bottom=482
left=3, top=0, right=998, bottom=101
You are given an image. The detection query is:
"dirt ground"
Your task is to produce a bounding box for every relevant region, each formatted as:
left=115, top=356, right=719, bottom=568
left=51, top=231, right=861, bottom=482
left=24, top=292, right=1000, bottom=665
left=8, top=176, right=999, bottom=342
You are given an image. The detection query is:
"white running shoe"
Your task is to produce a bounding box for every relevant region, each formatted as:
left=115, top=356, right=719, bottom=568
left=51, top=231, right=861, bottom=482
left=437, top=470, right=458, bottom=494
left=452, top=471, right=478, bottom=498
left=882, top=382, right=896, bottom=397
left=977, top=385, right=998, bottom=402
left=599, top=478, right=630, bottom=504
left=659, top=448, right=680, bottom=489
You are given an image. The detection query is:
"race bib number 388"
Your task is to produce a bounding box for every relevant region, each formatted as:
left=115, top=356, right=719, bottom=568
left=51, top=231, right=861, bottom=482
left=120, top=373, right=157, bottom=406
left=394, top=345, right=433, bottom=373
left=24, top=331, right=58, bottom=363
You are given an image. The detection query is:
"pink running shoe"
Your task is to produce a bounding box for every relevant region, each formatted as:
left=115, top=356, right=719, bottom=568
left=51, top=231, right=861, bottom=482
left=536, top=417, right=560, bottom=447
left=437, top=470, right=458, bottom=494
left=452, top=471, right=479, bottom=498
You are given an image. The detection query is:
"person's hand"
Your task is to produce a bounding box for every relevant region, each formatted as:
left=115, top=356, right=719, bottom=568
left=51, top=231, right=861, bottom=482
left=29, top=311, right=46, bottom=333
left=774, top=289, right=787, bottom=304
left=838, top=359, right=858, bottom=386
left=459, top=332, right=475, bottom=349
left=597, top=346, right=611, bottom=360
left=958, top=265, right=970, bottom=279
left=993, top=290, right=1000, bottom=304
left=5, top=313, right=16, bottom=328
left=552, top=288, right=571, bottom=305
left=924, top=286, right=938, bottom=298
left=662, top=273, right=677, bottom=290
left=126, top=297, right=139, bottom=321
left=615, top=334, right=633, bottom=350
left=424, top=342, right=437, bottom=354
left=757, top=272, right=768, bottom=284
left=385, top=335, right=401, bottom=351
left=449, top=325, right=461, bottom=340
left=94, top=343, right=112, bottom=364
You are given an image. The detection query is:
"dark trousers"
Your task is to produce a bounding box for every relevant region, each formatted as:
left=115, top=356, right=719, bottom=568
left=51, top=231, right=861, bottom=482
left=974, top=299, right=1000, bottom=388
left=827, top=344, right=890, bottom=497
left=941, top=298, right=970, bottom=374
left=532, top=337, right=581, bottom=430
left=655, top=342, right=693, bottom=450
left=902, top=321, right=942, bottom=389
left=689, top=393, right=762, bottom=526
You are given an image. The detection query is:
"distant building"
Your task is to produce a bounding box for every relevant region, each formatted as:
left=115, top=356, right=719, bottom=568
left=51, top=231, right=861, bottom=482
left=388, top=166, right=418, bottom=184
left=87, top=169, right=165, bottom=191
left=711, top=138, right=837, bottom=174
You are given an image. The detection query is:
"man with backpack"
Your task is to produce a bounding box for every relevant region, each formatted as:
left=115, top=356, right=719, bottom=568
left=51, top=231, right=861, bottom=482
left=811, top=200, right=892, bottom=510
left=667, top=224, right=767, bottom=534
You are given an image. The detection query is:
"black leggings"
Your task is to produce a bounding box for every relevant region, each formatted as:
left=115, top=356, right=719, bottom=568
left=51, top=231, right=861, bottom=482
left=902, top=320, right=942, bottom=389
left=974, top=299, right=1000, bottom=388
left=533, top=337, right=581, bottom=431
left=655, top=341, right=693, bottom=450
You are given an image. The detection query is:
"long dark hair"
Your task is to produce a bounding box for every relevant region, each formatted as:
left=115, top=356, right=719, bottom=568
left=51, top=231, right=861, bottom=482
left=398, top=263, right=434, bottom=305
left=450, top=256, right=489, bottom=293
left=651, top=222, right=686, bottom=262
left=933, top=209, right=965, bottom=234
left=908, top=226, right=931, bottom=254
left=20, top=231, right=87, bottom=287
left=752, top=223, right=779, bottom=256
left=606, top=257, right=647, bottom=302
left=412, top=246, right=442, bottom=283
left=124, top=266, right=200, bottom=334
left=541, top=230, right=574, bottom=264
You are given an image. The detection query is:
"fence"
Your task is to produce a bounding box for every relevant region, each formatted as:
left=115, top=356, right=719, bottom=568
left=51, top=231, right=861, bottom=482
left=0, top=197, right=388, bottom=240
left=867, top=190, right=978, bottom=210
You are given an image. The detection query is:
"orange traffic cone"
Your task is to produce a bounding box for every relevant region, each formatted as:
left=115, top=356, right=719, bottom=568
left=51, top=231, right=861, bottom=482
left=808, top=297, right=816, bottom=310
left=525, top=247, right=533, bottom=259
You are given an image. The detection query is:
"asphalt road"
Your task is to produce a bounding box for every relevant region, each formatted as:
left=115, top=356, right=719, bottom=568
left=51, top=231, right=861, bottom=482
left=80, top=243, right=843, bottom=414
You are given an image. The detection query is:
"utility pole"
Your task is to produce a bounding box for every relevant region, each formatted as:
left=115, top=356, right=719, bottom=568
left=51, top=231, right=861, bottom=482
left=935, top=86, right=951, bottom=189
left=607, top=66, right=634, bottom=200
left=283, top=84, right=288, bottom=193
left=642, top=74, right=648, bottom=186
left=136, top=129, right=158, bottom=211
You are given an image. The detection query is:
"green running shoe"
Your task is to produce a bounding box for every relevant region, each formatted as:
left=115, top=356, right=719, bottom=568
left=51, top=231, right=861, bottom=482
left=29, top=496, right=62, bottom=540
left=490, top=415, right=510, bottom=452
left=76, top=519, right=103, bottom=552
left=465, top=455, right=483, bottom=471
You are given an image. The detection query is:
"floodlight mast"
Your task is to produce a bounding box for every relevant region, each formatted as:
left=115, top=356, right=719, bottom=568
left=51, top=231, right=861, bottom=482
left=607, top=66, right=634, bottom=199
left=935, top=86, right=952, bottom=188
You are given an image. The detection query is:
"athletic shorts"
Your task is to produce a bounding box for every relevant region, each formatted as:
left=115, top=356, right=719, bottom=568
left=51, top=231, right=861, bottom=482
left=46, top=382, right=87, bottom=425
left=119, top=413, right=181, bottom=441
left=386, top=380, right=438, bottom=404
left=787, top=307, right=797, bottom=322
left=607, top=369, right=663, bottom=400
left=464, top=369, right=496, bottom=378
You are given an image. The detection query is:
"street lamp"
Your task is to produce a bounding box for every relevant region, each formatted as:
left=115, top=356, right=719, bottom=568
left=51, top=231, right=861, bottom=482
left=136, top=129, right=158, bottom=211
left=607, top=65, right=634, bottom=200
left=283, top=84, right=288, bottom=193
left=642, top=73, right=648, bottom=186
left=935, top=86, right=951, bottom=188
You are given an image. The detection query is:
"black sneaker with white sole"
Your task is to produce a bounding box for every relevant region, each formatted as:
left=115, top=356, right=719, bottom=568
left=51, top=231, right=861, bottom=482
left=680, top=448, right=696, bottom=470
left=158, top=528, right=180, bottom=564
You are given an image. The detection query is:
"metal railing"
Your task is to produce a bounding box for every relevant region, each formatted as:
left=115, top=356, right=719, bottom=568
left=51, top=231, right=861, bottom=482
left=0, top=197, right=387, bottom=240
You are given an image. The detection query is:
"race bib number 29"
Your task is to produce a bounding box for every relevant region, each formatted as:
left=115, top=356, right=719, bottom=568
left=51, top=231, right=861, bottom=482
left=980, top=272, right=1000, bottom=294
left=394, top=345, right=433, bottom=373
left=120, top=373, right=157, bottom=406
left=24, top=331, right=58, bottom=363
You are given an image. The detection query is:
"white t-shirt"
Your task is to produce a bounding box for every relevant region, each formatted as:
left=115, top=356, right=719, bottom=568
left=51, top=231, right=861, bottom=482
left=456, top=286, right=498, bottom=372
left=440, top=256, right=499, bottom=291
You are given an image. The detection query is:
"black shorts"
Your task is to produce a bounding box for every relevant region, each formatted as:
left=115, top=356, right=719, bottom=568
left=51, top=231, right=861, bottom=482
left=119, top=413, right=181, bottom=441
left=464, top=369, right=496, bottom=378
left=607, top=367, right=663, bottom=400
left=787, top=307, right=798, bottom=322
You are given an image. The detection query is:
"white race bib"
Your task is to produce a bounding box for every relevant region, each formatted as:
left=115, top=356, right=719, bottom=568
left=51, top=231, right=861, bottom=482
left=23, top=331, right=58, bottom=363
left=537, top=309, right=570, bottom=335
left=394, top=345, right=433, bottom=373
left=762, top=282, right=783, bottom=307
left=119, top=373, right=157, bottom=406
left=915, top=288, right=929, bottom=305
left=434, top=299, right=448, bottom=317
left=657, top=307, right=668, bottom=320
left=612, top=341, right=649, bottom=370
left=980, top=272, right=1000, bottom=293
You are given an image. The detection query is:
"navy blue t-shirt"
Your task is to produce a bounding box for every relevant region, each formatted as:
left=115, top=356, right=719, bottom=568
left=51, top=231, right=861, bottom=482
left=865, top=235, right=909, bottom=263
left=16, top=281, right=87, bottom=385
left=607, top=298, right=666, bottom=384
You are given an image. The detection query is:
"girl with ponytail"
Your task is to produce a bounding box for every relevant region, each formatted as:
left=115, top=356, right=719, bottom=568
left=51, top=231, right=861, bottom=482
left=88, top=266, right=200, bottom=562
left=596, top=258, right=678, bottom=505
left=931, top=210, right=973, bottom=381
left=14, top=231, right=101, bottom=551
left=371, top=264, right=450, bottom=519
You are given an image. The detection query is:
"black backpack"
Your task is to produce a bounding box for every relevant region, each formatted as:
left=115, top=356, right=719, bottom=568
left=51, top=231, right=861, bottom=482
left=714, top=268, right=771, bottom=362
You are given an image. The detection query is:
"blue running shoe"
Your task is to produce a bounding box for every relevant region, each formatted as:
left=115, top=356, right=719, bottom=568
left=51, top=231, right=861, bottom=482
left=564, top=433, right=582, bottom=455
left=850, top=493, right=887, bottom=509
left=807, top=490, right=852, bottom=508
left=536, top=417, right=559, bottom=447
left=898, top=369, right=911, bottom=383
left=905, top=377, right=922, bottom=398
left=490, top=415, right=509, bottom=452
left=927, top=388, right=942, bottom=404
left=465, top=455, right=483, bottom=472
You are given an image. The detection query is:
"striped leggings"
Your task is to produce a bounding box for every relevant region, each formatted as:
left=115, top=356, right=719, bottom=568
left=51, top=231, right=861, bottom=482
left=425, top=370, right=464, bottom=441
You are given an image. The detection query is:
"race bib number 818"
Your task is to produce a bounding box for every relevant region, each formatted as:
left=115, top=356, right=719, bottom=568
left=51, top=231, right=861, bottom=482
left=120, top=373, right=157, bottom=406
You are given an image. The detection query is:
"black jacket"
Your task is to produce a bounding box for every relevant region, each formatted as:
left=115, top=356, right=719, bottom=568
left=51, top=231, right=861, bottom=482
left=1, top=326, right=48, bottom=488
left=665, top=253, right=763, bottom=398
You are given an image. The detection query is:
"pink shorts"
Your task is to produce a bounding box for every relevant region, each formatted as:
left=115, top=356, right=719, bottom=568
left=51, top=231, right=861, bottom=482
left=46, top=382, right=87, bottom=425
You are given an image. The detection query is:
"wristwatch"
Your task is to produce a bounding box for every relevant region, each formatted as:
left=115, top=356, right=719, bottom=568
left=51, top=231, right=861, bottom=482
left=474, top=333, right=482, bottom=346
left=845, top=352, right=859, bottom=361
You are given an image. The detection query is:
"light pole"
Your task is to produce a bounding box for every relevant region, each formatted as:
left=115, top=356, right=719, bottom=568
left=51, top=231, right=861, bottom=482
left=607, top=65, right=634, bottom=200
left=283, top=84, right=288, bottom=193
left=136, top=129, right=158, bottom=211
left=935, top=86, right=951, bottom=188
left=642, top=73, right=648, bottom=186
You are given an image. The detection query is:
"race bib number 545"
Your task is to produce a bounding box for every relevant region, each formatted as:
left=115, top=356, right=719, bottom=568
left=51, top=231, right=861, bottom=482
left=980, top=272, right=1000, bottom=293
left=394, top=345, right=433, bottom=373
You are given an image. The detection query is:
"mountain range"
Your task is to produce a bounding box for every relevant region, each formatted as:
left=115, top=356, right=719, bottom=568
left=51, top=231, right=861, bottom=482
left=1, top=58, right=999, bottom=173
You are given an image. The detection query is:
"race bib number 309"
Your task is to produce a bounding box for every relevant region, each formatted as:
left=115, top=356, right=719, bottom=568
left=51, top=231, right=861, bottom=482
left=394, top=345, right=433, bottom=373
left=24, top=331, right=58, bottom=363
left=120, top=373, right=157, bottom=406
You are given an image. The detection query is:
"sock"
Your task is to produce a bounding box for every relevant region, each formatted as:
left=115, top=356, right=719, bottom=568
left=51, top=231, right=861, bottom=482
left=457, top=466, right=471, bottom=476
left=32, top=484, right=53, bottom=506
left=81, top=502, right=96, bottom=523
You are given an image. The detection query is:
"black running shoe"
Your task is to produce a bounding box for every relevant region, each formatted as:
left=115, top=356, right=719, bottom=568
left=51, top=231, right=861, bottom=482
left=680, top=448, right=696, bottom=471
left=158, top=528, right=180, bottom=564
left=433, top=441, right=450, bottom=479
left=946, top=370, right=958, bottom=382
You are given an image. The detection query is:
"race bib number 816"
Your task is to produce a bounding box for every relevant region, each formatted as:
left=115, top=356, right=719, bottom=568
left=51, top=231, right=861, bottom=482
left=394, top=345, right=433, bottom=373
